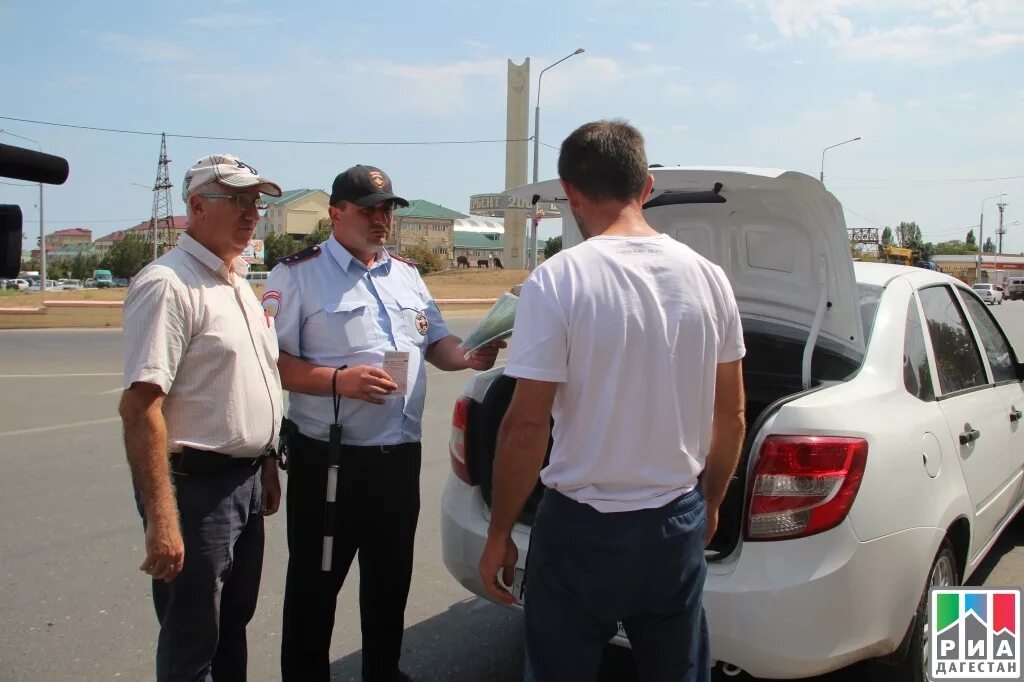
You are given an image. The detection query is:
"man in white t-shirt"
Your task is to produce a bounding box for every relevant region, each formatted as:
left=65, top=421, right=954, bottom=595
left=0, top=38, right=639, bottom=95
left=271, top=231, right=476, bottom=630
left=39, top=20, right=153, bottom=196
left=478, top=120, right=747, bottom=682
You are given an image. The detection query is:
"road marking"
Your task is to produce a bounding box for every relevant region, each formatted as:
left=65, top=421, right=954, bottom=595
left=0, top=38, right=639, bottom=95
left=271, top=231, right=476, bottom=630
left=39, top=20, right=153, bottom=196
left=0, top=372, right=121, bottom=379
left=0, top=417, right=121, bottom=439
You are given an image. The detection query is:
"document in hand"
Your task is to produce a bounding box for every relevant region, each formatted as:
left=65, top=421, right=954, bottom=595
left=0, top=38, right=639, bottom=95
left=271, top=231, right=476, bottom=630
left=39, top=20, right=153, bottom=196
left=457, top=292, right=518, bottom=358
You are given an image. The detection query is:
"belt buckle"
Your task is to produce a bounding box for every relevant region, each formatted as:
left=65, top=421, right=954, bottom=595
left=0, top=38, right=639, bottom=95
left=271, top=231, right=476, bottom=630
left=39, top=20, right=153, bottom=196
left=379, top=444, right=397, bottom=454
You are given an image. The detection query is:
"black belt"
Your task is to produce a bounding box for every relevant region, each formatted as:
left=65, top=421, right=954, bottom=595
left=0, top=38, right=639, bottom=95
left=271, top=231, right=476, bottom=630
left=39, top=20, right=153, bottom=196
left=170, top=446, right=261, bottom=475
left=286, top=425, right=416, bottom=455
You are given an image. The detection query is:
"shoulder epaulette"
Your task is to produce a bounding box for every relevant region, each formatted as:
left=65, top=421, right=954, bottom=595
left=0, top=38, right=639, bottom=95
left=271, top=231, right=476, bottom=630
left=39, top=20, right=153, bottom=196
left=280, top=245, right=321, bottom=266
left=387, top=250, right=417, bottom=267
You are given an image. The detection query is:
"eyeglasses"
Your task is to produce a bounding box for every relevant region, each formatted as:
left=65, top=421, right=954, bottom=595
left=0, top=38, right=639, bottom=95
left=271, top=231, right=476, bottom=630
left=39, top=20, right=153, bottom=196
left=199, top=193, right=269, bottom=213
left=356, top=202, right=396, bottom=217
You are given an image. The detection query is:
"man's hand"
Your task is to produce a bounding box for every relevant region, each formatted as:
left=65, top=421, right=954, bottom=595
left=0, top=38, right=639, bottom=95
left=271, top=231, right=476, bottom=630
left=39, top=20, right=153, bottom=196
left=464, top=340, right=506, bottom=371
left=479, top=533, right=519, bottom=605
left=140, top=518, right=185, bottom=583
left=704, top=500, right=720, bottom=548
left=261, top=459, right=282, bottom=515
left=336, top=365, right=399, bottom=405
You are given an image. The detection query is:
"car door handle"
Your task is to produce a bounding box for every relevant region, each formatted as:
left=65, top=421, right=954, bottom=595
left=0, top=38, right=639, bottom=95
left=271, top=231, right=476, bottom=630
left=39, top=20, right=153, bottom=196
left=959, top=427, right=981, bottom=445
left=1010, top=408, right=1022, bottom=423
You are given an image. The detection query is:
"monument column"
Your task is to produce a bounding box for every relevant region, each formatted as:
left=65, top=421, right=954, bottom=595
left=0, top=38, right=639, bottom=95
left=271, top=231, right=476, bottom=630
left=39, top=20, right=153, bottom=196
left=504, top=58, right=530, bottom=269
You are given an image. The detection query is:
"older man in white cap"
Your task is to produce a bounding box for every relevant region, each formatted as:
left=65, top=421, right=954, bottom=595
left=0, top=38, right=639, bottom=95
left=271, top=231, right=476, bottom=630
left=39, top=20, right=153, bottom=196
left=120, top=153, right=285, bottom=681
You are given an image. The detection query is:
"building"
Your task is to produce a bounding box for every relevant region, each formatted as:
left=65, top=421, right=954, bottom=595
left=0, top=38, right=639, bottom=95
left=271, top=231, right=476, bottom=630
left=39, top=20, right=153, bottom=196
left=257, top=189, right=330, bottom=239
left=45, top=228, right=92, bottom=248
left=48, top=243, right=95, bottom=262
left=92, top=230, right=126, bottom=256
left=92, top=216, right=188, bottom=256
left=393, top=200, right=466, bottom=261
left=931, top=254, right=1024, bottom=284
left=451, top=216, right=546, bottom=267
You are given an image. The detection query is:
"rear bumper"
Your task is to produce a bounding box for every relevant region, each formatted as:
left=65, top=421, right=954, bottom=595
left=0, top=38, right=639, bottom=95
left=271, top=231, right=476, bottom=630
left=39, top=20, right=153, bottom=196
left=441, top=474, right=945, bottom=679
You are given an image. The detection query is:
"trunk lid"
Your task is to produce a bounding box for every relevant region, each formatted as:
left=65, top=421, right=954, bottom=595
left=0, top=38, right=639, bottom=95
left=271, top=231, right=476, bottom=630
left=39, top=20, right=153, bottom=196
left=505, top=167, right=865, bottom=363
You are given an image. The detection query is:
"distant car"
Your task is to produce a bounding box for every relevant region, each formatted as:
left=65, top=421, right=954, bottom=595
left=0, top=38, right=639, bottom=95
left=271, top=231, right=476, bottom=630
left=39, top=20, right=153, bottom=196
left=114, top=278, right=129, bottom=287
left=1006, top=276, right=1024, bottom=301
left=27, top=279, right=57, bottom=292
left=83, top=278, right=97, bottom=288
left=972, top=282, right=1003, bottom=304
left=913, top=260, right=939, bottom=271
left=57, top=279, right=83, bottom=290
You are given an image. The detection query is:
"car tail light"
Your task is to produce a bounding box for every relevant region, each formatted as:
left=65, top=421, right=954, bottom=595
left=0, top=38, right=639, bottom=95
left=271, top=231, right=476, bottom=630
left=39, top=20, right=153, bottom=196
left=745, top=435, right=868, bottom=541
left=449, top=396, right=473, bottom=485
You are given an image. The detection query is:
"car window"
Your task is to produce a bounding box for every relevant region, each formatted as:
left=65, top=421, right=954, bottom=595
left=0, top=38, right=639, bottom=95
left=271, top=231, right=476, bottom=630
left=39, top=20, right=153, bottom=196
left=904, top=299, right=935, bottom=401
left=919, top=286, right=988, bottom=394
left=958, top=291, right=1017, bottom=383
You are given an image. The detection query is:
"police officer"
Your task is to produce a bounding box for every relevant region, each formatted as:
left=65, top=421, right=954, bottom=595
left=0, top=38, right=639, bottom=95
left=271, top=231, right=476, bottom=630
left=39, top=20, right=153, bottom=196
left=264, top=165, right=502, bottom=682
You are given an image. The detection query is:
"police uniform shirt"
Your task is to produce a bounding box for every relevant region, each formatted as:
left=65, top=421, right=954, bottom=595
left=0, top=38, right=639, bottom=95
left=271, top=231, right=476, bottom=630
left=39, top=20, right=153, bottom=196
left=263, top=236, right=450, bottom=446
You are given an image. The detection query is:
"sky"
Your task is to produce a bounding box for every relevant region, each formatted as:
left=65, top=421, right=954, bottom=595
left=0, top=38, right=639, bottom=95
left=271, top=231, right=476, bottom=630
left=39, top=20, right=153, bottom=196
left=1, top=0, right=1022, bottom=252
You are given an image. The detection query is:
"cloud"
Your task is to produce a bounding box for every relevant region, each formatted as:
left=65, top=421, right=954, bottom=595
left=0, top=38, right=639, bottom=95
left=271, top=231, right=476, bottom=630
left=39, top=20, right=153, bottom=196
left=748, top=0, right=1024, bottom=62
left=905, top=98, right=926, bottom=107
left=631, top=42, right=655, bottom=52
left=465, top=40, right=488, bottom=49
left=745, top=33, right=778, bottom=50
left=187, top=14, right=271, bottom=28
left=99, top=33, right=190, bottom=62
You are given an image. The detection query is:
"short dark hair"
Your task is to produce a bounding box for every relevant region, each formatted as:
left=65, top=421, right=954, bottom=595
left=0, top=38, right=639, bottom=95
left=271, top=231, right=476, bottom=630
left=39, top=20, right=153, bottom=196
left=557, top=119, right=648, bottom=202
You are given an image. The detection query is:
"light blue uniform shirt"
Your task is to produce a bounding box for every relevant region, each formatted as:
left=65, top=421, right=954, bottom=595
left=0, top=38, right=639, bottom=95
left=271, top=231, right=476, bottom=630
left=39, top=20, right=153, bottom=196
left=264, top=236, right=450, bottom=445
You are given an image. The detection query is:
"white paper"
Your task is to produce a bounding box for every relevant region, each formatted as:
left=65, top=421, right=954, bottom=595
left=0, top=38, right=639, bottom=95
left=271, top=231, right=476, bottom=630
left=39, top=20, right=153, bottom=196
left=383, top=351, right=410, bottom=396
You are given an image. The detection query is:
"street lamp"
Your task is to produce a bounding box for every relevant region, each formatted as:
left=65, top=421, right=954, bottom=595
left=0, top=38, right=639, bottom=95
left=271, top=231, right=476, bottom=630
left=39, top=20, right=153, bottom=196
left=819, top=136, right=861, bottom=185
left=0, top=130, right=46, bottom=291
left=978, top=193, right=1006, bottom=280
left=529, top=47, right=585, bottom=271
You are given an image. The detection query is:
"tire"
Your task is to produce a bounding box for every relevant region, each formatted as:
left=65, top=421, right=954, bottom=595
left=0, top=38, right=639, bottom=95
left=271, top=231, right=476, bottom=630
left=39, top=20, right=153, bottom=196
left=877, top=539, right=959, bottom=682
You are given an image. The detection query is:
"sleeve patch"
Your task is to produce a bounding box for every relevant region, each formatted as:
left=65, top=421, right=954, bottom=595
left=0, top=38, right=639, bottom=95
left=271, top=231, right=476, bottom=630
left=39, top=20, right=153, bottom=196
left=261, top=290, right=281, bottom=318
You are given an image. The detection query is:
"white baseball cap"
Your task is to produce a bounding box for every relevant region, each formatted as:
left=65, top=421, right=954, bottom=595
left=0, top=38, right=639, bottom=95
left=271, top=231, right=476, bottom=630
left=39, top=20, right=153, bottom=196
left=181, top=153, right=283, bottom=202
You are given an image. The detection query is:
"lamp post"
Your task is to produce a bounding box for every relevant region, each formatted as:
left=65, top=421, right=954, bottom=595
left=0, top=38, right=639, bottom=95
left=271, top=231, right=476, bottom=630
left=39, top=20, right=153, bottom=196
left=977, top=193, right=1006, bottom=281
left=819, top=136, right=861, bottom=185
left=0, top=130, right=46, bottom=291
left=529, top=47, right=585, bottom=271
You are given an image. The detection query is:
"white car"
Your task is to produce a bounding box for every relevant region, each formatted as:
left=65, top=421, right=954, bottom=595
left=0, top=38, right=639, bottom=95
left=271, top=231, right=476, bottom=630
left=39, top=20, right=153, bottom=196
left=441, top=168, right=1024, bottom=682
left=56, top=279, right=83, bottom=290
left=972, top=282, right=1003, bottom=305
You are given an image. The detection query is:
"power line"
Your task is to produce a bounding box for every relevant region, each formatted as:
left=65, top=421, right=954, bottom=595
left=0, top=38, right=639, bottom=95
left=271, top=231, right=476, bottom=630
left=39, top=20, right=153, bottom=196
left=843, top=206, right=886, bottom=227
left=0, top=115, right=530, bottom=146
left=831, top=173, right=1024, bottom=184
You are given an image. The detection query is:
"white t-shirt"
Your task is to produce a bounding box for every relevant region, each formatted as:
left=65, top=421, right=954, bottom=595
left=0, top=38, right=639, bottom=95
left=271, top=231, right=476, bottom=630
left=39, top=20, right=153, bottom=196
left=504, top=233, right=745, bottom=513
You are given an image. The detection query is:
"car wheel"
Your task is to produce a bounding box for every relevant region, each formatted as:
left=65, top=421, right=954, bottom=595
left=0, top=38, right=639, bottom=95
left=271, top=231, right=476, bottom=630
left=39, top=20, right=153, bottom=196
left=877, top=539, right=959, bottom=682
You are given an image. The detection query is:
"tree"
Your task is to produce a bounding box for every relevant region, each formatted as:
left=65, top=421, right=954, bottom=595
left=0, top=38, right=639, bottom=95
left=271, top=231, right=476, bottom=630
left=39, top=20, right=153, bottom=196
left=895, top=221, right=923, bottom=250
left=984, top=237, right=995, bottom=253
left=71, top=253, right=101, bottom=280
left=881, top=227, right=894, bottom=247
left=263, top=232, right=299, bottom=270
left=106, top=234, right=153, bottom=278
left=303, top=224, right=332, bottom=247
left=543, top=236, right=563, bottom=259
left=931, top=240, right=975, bottom=256
left=398, top=244, right=444, bottom=274
left=966, top=229, right=976, bottom=248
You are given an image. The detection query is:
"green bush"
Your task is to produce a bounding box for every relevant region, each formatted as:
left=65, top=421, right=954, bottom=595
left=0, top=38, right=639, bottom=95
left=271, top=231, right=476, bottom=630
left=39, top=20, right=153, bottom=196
left=398, top=245, right=445, bottom=274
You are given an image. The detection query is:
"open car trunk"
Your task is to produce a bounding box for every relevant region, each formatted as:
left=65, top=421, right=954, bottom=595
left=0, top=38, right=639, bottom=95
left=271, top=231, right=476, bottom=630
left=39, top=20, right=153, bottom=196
left=465, top=325, right=861, bottom=560
left=466, top=168, right=867, bottom=559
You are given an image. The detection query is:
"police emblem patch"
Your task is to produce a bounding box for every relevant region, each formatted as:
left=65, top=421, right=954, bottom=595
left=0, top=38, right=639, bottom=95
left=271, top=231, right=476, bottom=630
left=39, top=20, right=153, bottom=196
left=262, top=290, right=281, bottom=319
left=369, top=170, right=387, bottom=189
left=415, top=312, right=428, bottom=335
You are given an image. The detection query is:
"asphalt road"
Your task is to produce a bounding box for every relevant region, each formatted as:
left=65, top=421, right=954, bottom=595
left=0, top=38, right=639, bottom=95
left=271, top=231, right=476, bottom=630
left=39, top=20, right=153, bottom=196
left=0, top=307, right=1022, bottom=682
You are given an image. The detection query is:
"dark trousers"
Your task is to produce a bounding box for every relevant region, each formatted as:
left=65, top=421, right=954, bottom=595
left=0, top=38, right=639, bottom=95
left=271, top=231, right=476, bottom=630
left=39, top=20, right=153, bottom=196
left=523, top=488, right=710, bottom=682
left=280, top=431, right=421, bottom=682
left=135, top=459, right=265, bottom=682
